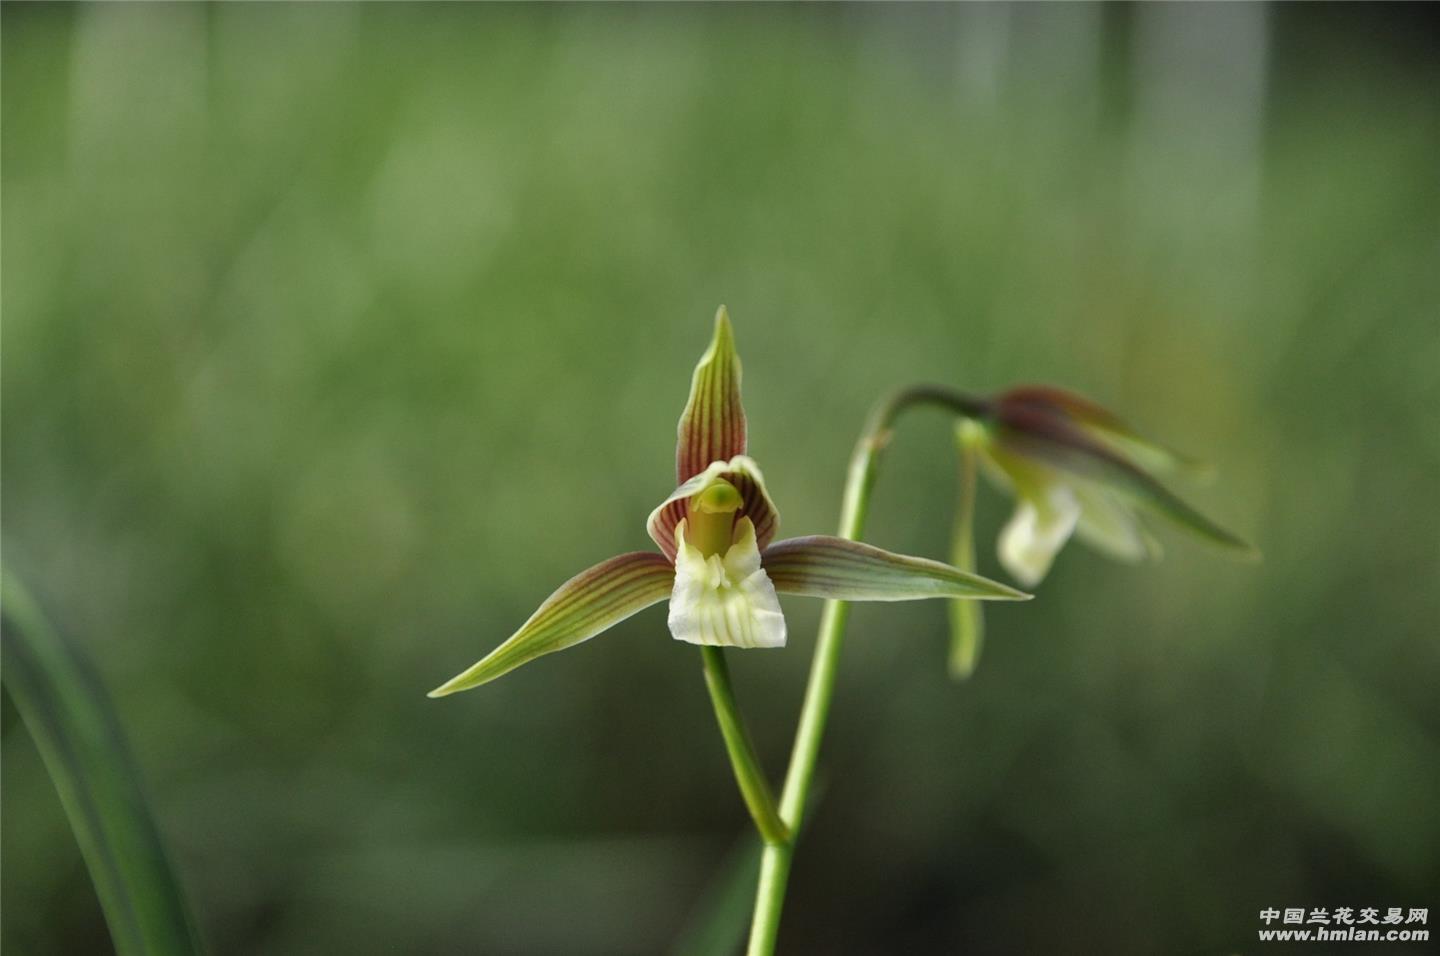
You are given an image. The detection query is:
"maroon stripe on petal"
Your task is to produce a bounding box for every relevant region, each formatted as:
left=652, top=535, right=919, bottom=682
left=726, top=468, right=778, bottom=551
left=676, top=309, right=747, bottom=482
left=651, top=499, right=686, bottom=562
left=539, top=553, right=673, bottom=619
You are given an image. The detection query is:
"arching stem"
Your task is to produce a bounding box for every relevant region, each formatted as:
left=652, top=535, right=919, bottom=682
left=744, top=385, right=989, bottom=956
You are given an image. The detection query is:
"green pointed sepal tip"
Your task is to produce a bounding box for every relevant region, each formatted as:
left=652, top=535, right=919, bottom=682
left=696, top=305, right=737, bottom=379
left=676, top=305, right=747, bottom=482
left=427, top=551, right=676, bottom=697
left=712, top=303, right=734, bottom=352
left=1232, top=539, right=1263, bottom=562
left=429, top=664, right=492, bottom=698
left=428, top=674, right=475, bottom=699
left=1142, top=482, right=1261, bottom=562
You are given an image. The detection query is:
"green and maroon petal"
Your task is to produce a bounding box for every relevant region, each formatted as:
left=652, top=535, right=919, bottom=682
left=998, top=385, right=1207, bottom=476
left=647, top=456, right=780, bottom=561
left=761, top=536, right=1029, bottom=602
left=993, top=403, right=1256, bottom=556
left=428, top=552, right=676, bottom=696
left=676, top=306, right=747, bottom=483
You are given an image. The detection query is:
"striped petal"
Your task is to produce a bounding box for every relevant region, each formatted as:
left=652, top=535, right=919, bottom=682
left=428, top=552, right=675, bottom=696
left=647, top=456, right=780, bottom=562
left=677, top=306, right=747, bottom=483
left=1072, top=483, right=1162, bottom=563
left=762, top=537, right=1030, bottom=602
left=993, top=403, right=1255, bottom=557
left=668, top=518, right=786, bottom=648
left=999, top=386, right=1208, bottom=476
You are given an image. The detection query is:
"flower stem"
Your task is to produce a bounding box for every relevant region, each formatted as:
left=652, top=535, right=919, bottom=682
left=700, top=645, right=791, bottom=847
left=745, top=385, right=986, bottom=955
left=948, top=425, right=985, bottom=679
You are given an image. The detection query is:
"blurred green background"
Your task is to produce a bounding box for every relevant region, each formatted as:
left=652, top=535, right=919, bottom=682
left=4, top=4, right=1438, bottom=954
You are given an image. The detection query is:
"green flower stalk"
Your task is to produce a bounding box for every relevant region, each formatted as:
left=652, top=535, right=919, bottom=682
left=428, top=308, right=1026, bottom=698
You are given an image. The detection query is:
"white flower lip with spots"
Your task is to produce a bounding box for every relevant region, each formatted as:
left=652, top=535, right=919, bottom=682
left=430, top=307, right=1028, bottom=697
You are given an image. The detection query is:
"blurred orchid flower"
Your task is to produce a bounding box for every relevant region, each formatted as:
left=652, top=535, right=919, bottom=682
left=430, top=308, right=1027, bottom=697
left=966, top=385, right=1256, bottom=589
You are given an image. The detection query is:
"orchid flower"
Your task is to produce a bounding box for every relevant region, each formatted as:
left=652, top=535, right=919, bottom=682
left=430, top=308, right=1027, bottom=697
left=960, top=385, right=1256, bottom=589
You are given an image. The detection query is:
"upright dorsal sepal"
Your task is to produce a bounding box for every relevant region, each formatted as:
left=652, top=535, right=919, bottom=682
left=677, top=305, right=747, bottom=483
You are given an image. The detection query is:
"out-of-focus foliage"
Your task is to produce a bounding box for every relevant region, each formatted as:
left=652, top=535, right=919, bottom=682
left=1, top=572, right=205, bottom=956
left=3, top=4, right=1437, bottom=954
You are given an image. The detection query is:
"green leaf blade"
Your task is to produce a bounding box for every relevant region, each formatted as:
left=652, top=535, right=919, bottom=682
left=1, top=569, right=206, bottom=956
